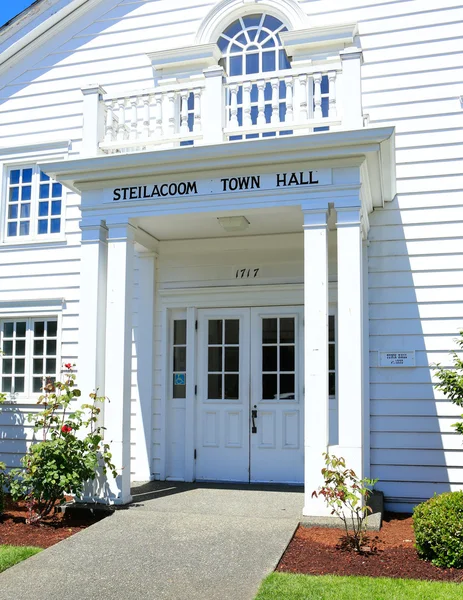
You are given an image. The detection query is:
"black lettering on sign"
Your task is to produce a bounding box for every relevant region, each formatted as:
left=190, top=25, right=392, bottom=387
left=221, top=176, right=261, bottom=192
left=276, top=171, right=319, bottom=188
left=113, top=189, right=121, bottom=201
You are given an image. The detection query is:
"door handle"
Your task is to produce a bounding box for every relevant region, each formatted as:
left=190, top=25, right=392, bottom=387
left=251, top=407, right=257, bottom=434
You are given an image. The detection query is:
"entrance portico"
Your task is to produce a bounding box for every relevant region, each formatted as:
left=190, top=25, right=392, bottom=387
left=43, top=128, right=396, bottom=515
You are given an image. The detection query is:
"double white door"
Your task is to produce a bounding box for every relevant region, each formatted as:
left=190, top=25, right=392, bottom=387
left=196, top=307, right=303, bottom=484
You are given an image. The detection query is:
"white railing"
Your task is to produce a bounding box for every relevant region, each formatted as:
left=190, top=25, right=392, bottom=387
left=224, top=67, right=341, bottom=139
left=99, top=81, right=205, bottom=153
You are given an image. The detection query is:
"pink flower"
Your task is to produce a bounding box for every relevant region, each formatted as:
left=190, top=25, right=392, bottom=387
left=64, top=363, right=72, bottom=370
left=61, top=425, right=72, bottom=434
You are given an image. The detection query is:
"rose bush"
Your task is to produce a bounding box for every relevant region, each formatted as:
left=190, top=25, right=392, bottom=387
left=9, top=365, right=117, bottom=523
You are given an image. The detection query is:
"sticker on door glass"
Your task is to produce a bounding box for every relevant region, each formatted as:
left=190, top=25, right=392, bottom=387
left=174, top=373, right=186, bottom=386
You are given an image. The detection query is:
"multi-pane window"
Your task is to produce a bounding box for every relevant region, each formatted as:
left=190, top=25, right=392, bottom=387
left=172, top=320, right=187, bottom=399
left=6, top=166, right=63, bottom=240
left=207, top=319, right=240, bottom=400
left=0, top=319, right=58, bottom=396
left=261, top=317, right=296, bottom=400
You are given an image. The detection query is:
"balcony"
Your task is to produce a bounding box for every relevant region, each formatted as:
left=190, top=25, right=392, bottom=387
left=81, top=31, right=364, bottom=157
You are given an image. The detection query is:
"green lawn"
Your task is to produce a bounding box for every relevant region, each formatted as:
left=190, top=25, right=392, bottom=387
left=0, top=545, right=42, bottom=573
left=255, top=573, right=463, bottom=600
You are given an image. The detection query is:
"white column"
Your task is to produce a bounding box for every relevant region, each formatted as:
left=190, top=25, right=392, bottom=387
left=336, top=208, right=364, bottom=480
left=340, top=48, right=363, bottom=129
left=302, top=209, right=330, bottom=516
left=78, top=220, right=108, bottom=405
left=132, top=250, right=156, bottom=482
left=103, top=219, right=136, bottom=504
left=201, top=66, right=225, bottom=144
left=81, top=84, right=106, bottom=156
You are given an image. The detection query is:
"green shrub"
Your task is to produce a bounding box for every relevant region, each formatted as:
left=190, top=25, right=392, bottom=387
left=0, top=462, right=7, bottom=515
left=413, top=491, right=463, bottom=568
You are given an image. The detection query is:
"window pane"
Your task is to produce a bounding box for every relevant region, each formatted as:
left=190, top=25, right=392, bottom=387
left=173, top=347, right=186, bottom=372
left=262, top=50, right=276, bottom=72
left=173, top=320, right=186, bottom=345
left=34, top=322, right=45, bottom=337
left=329, top=316, right=335, bottom=342
left=262, top=346, right=277, bottom=372
left=46, top=359, right=56, bottom=374
left=16, top=322, right=26, bottom=337
left=329, top=373, right=336, bottom=396
left=46, top=339, right=57, bottom=356
left=10, top=170, right=20, bottom=184
left=173, top=374, right=186, bottom=399
left=14, top=377, right=25, bottom=393
left=52, top=183, right=62, bottom=198
left=38, top=220, right=48, bottom=235
left=7, top=222, right=17, bottom=237
left=329, top=345, right=335, bottom=371
left=8, top=204, right=18, bottom=219
left=40, top=184, right=50, bottom=199
left=20, top=203, right=31, bottom=218
left=51, top=200, right=61, bottom=215
left=40, top=171, right=50, bottom=181
left=208, top=347, right=222, bottom=372
left=2, top=377, right=12, bottom=392
left=9, top=187, right=19, bottom=202
left=21, top=186, right=31, bottom=201
left=225, top=320, right=239, bottom=344
left=22, top=168, right=32, bottom=183
left=280, top=374, right=294, bottom=398
left=208, top=374, right=222, bottom=399
left=229, top=55, right=242, bottom=76
left=246, top=51, right=259, bottom=74
left=262, top=318, right=277, bottom=344
left=19, top=221, right=30, bottom=236
left=280, top=346, right=295, bottom=372
left=3, top=341, right=13, bottom=356
left=225, top=347, right=239, bottom=372
left=224, top=374, right=239, bottom=400
left=208, top=320, right=222, bottom=344
left=15, top=341, right=25, bottom=356
left=33, top=378, right=43, bottom=393
left=3, top=359, right=12, bottom=375
left=39, top=201, right=49, bottom=216
left=50, top=219, right=61, bottom=234
left=263, top=374, right=277, bottom=399
left=280, top=318, right=295, bottom=343
left=3, top=323, right=14, bottom=337
left=33, top=358, right=43, bottom=375
left=15, top=358, right=25, bottom=375
left=47, top=321, right=58, bottom=337
left=34, top=340, right=44, bottom=355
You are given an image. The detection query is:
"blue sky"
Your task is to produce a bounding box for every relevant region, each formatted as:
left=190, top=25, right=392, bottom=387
left=0, top=1, right=37, bottom=28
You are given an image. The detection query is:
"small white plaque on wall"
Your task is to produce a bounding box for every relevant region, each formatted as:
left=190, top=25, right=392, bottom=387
left=379, top=351, right=416, bottom=367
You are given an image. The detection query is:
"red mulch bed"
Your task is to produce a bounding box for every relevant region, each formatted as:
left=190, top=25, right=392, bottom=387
left=0, top=496, right=109, bottom=549
left=278, top=513, right=463, bottom=582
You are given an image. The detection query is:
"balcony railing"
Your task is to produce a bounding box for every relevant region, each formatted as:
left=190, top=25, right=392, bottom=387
left=81, top=50, right=364, bottom=156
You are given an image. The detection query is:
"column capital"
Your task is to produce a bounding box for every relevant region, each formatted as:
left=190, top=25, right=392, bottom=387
left=80, top=220, right=108, bottom=243
left=81, top=83, right=106, bottom=97
left=106, top=219, right=137, bottom=242
left=335, top=207, right=362, bottom=227
left=302, top=208, right=328, bottom=229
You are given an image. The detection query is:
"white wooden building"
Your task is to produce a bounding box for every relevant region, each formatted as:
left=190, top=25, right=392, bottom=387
left=0, top=0, right=462, bottom=514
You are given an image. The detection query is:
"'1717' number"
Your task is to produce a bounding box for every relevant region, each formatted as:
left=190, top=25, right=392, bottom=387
left=236, top=268, right=260, bottom=279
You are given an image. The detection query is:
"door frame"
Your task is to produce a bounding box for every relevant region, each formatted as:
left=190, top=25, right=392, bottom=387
left=159, top=283, right=337, bottom=482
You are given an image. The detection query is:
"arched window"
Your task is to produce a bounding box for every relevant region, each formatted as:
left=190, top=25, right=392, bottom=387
left=218, top=14, right=290, bottom=76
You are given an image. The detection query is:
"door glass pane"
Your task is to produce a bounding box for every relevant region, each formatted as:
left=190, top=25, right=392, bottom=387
left=14, top=377, right=25, bottom=393
left=174, top=347, right=186, bottom=372
left=280, top=374, right=295, bottom=398
left=208, top=320, right=223, bottom=344
left=224, top=374, right=239, bottom=400
left=3, top=323, right=14, bottom=337
left=262, top=318, right=277, bottom=343
left=174, top=320, right=186, bottom=345
left=263, top=374, right=277, bottom=400
left=208, top=374, right=222, bottom=400
left=329, top=315, right=335, bottom=342
left=329, top=373, right=336, bottom=396
left=262, top=346, right=277, bottom=372
left=16, top=322, right=27, bottom=337
left=329, top=345, right=335, bottom=371
left=208, top=347, right=222, bottom=372
left=225, top=320, right=239, bottom=344
left=280, top=318, right=295, bottom=343
left=34, top=321, right=45, bottom=337
left=225, top=347, right=239, bottom=372
left=280, top=346, right=295, bottom=372
left=173, top=374, right=186, bottom=399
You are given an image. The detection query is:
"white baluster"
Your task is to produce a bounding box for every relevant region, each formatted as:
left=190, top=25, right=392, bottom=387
left=257, top=79, right=266, bottom=126
left=229, top=84, right=239, bottom=128
left=284, top=76, right=294, bottom=123
left=155, top=94, right=163, bottom=139
left=243, top=81, right=252, bottom=128
left=328, top=71, right=337, bottom=118
left=130, top=96, right=138, bottom=141
left=271, top=78, right=279, bottom=125
left=143, top=95, right=151, bottom=139
left=193, top=88, right=202, bottom=133
left=105, top=99, right=116, bottom=142
left=180, top=90, right=189, bottom=135
left=117, top=98, right=127, bottom=141
left=298, top=74, right=309, bottom=122
left=168, top=92, right=176, bottom=136
left=314, top=72, right=322, bottom=120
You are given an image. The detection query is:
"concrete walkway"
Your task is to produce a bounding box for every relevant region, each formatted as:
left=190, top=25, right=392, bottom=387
left=0, top=482, right=303, bottom=600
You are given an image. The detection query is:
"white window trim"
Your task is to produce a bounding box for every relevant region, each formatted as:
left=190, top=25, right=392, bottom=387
left=0, top=299, right=64, bottom=403
left=0, top=140, right=69, bottom=246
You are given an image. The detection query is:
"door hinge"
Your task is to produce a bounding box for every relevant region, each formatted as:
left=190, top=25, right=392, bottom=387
left=195, top=384, right=197, bottom=395
left=195, top=320, right=198, bottom=330
left=194, top=449, right=197, bottom=460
